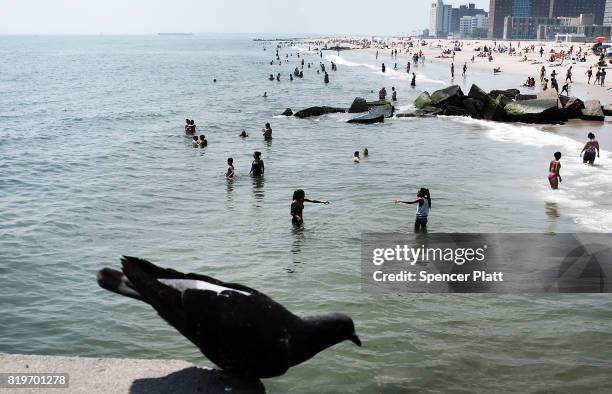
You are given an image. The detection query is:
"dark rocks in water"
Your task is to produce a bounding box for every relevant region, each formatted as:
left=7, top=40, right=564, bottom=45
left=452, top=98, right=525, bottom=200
left=395, top=110, right=436, bottom=118
left=504, top=108, right=568, bottom=124
left=348, top=97, right=368, bottom=113
left=293, top=106, right=346, bottom=118
left=516, top=94, right=538, bottom=101
left=505, top=99, right=558, bottom=115
left=430, top=85, right=464, bottom=107
left=414, top=92, right=432, bottom=109
left=581, top=100, right=605, bottom=122
left=482, top=96, right=507, bottom=121
left=347, top=113, right=384, bottom=124
left=365, top=99, right=392, bottom=107
left=467, top=84, right=489, bottom=104
left=443, top=105, right=470, bottom=117
left=489, top=89, right=520, bottom=100
left=461, top=97, right=484, bottom=119
left=281, top=108, right=293, bottom=116
left=559, top=96, right=585, bottom=119
left=421, top=106, right=443, bottom=115
left=370, top=103, right=394, bottom=118
left=603, top=105, right=612, bottom=116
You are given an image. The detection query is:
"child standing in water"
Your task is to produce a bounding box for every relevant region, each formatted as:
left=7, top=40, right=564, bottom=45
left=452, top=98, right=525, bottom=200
left=548, top=152, right=562, bottom=189
left=291, top=189, right=329, bottom=225
left=226, top=158, right=234, bottom=178
left=395, top=188, right=431, bottom=233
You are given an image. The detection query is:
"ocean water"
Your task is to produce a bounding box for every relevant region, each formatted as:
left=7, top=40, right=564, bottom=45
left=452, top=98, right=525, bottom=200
left=1, top=35, right=612, bottom=393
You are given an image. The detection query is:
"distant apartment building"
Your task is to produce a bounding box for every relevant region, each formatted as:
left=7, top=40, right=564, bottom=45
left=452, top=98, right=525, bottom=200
left=488, top=0, right=513, bottom=38
left=604, top=0, right=612, bottom=26
left=503, top=16, right=558, bottom=39
left=450, top=3, right=488, bottom=34
left=460, top=14, right=489, bottom=37
left=430, top=0, right=453, bottom=37
left=549, top=0, right=606, bottom=25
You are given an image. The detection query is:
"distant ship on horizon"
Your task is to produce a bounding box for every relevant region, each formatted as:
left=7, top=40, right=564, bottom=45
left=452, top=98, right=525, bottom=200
left=158, top=32, right=194, bottom=36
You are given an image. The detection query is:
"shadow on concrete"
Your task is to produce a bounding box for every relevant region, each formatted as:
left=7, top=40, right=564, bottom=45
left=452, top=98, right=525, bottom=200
left=129, top=366, right=265, bottom=394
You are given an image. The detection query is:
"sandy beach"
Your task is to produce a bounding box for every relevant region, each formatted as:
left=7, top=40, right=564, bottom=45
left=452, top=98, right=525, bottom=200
left=355, top=38, right=612, bottom=104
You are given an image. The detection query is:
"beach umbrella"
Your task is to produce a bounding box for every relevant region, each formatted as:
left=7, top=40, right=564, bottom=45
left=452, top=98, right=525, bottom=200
left=595, top=36, right=607, bottom=41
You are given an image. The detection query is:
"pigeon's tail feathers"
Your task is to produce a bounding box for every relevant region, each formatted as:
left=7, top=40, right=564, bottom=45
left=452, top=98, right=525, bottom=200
left=97, top=267, right=144, bottom=301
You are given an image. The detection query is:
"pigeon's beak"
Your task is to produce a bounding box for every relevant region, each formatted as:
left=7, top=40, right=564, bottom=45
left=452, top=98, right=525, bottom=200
left=349, top=332, right=362, bottom=347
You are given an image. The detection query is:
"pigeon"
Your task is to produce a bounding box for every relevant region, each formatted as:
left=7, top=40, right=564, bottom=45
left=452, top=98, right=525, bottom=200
left=97, top=256, right=361, bottom=378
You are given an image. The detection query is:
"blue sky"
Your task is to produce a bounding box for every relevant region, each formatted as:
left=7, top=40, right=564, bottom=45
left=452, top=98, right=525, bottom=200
left=0, top=0, right=489, bottom=35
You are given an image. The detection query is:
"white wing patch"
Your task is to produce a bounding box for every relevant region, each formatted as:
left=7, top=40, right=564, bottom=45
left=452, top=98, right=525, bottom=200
left=158, top=279, right=251, bottom=296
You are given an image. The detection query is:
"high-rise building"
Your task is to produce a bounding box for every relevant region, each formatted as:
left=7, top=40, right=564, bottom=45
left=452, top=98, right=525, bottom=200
left=488, top=0, right=513, bottom=38
left=549, top=0, right=606, bottom=25
left=450, top=3, right=488, bottom=34
left=460, top=14, right=489, bottom=37
left=512, top=0, right=531, bottom=16
left=430, top=0, right=453, bottom=37
left=531, top=0, right=551, bottom=17
left=605, top=0, right=612, bottom=26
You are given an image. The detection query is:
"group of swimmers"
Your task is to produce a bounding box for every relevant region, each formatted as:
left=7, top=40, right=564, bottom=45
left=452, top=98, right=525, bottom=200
left=547, top=132, right=600, bottom=190
left=352, top=148, right=369, bottom=163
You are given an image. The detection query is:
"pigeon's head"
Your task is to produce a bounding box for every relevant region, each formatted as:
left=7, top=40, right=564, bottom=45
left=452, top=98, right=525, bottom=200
left=318, top=313, right=361, bottom=347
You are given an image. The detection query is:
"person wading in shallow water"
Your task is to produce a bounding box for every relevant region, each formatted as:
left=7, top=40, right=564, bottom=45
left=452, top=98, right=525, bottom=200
left=395, top=188, right=431, bottom=233
left=291, top=189, right=329, bottom=226
left=249, top=151, right=264, bottom=177
left=580, top=133, right=600, bottom=165
left=548, top=152, right=562, bottom=190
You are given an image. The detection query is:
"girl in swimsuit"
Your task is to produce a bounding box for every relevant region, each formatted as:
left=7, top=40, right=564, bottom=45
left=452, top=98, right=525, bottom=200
left=396, top=188, right=431, bottom=233
left=548, top=152, right=562, bottom=190
left=580, top=133, right=600, bottom=164
left=291, top=189, right=329, bottom=225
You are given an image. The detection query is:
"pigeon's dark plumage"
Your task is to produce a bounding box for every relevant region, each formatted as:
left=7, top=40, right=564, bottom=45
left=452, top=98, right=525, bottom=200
left=97, top=256, right=361, bottom=378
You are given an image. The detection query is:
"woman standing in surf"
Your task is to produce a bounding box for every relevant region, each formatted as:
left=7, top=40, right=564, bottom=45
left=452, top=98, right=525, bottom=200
left=291, top=189, right=329, bottom=226
left=548, top=152, right=562, bottom=190
left=395, top=188, right=431, bottom=233
left=580, top=133, right=600, bottom=165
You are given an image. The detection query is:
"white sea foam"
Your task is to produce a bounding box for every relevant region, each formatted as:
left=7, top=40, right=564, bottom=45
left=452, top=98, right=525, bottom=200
left=324, top=54, right=447, bottom=85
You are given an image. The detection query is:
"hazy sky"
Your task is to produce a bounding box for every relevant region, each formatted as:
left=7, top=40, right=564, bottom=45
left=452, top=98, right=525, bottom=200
left=0, top=0, right=489, bottom=35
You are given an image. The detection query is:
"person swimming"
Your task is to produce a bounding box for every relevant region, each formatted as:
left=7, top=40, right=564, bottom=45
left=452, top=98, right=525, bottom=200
left=199, top=135, right=207, bottom=147
left=268, top=74, right=274, bottom=81
left=353, top=151, right=360, bottom=163
left=239, top=130, right=248, bottom=138
left=249, top=151, right=264, bottom=176
left=548, top=151, right=562, bottom=190
left=395, top=188, right=431, bottom=233
left=261, top=123, right=272, bottom=140
left=580, top=133, right=600, bottom=164
left=363, top=148, right=369, bottom=157
left=184, top=118, right=191, bottom=133
left=263, top=91, right=267, bottom=97
left=190, top=119, right=196, bottom=133
left=290, top=189, right=329, bottom=225
left=192, top=135, right=199, bottom=146
left=226, top=157, right=234, bottom=178
left=379, top=87, right=387, bottom=100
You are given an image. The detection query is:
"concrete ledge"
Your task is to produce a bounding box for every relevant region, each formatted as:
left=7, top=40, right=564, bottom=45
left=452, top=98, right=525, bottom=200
left=0, top=353, right=265, bottom=393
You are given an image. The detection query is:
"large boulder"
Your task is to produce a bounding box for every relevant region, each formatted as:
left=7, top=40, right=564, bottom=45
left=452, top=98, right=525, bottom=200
left=505, top=99, right=558, bottom=115
left=294, top=106, right=346, bottom=118
left=281, top=108, right=293, bottom=116
left=348, top=97, right=368, bottom=113
left=482, top=96, right=507, bottom=121
left=489, top=89, right=520, bottom=100
left=414, top=92, right=432, bottom=109
left=347, top=112, right=384, bottom=124
left=430, top=85, right=464, bottom=107
left=581, top=100, right=605, bottom=122
left=467, top=84, right=489, bottom=103
left=504, top=99, right=567, bottom=124
left=461, top=97, right=484, bottom=119
left=560, top=97, right=585, bottom=119
left=442, top=105, right=469, bottom=117
left=369, top=104, right=394, bottom=118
